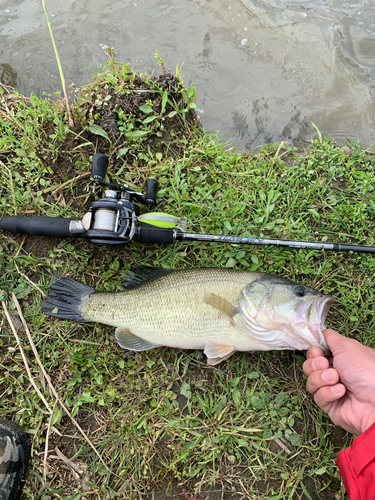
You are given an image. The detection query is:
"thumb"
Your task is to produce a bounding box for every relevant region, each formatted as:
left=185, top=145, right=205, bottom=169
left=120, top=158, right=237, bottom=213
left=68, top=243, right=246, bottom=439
left=323, top=329, right=348, bottom=354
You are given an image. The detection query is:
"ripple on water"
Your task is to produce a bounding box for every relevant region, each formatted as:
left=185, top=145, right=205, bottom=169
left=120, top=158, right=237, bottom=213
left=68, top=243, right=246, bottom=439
left=1, top=0, right=375, bottom=149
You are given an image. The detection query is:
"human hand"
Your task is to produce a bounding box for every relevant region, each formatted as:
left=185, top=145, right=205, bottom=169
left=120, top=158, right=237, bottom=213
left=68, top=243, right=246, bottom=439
left=303, top=329, right=375, bottom=435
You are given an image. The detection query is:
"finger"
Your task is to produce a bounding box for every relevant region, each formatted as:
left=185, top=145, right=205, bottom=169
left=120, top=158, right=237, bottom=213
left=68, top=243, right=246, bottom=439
left=313, top=383, right=346, bottom=412
left=324, top=328, right=365, bottom=358
left=323, top=329, right=348, bottom=355
left=306, top=368, right=339, bottom=395
left=306, top=346, right=325, bottom=359
left=303, top=356, right=330, bottom=377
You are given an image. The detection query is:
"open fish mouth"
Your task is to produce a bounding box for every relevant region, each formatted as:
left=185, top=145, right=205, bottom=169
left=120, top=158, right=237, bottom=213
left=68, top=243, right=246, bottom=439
left=317, top=295, right=334, bottom=330
left=306, top=294, right=334, bottom=353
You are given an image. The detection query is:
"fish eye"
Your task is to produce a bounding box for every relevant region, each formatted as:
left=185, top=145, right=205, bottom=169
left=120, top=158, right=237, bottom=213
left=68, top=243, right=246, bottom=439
left=294, top=286, right=307, bottom=297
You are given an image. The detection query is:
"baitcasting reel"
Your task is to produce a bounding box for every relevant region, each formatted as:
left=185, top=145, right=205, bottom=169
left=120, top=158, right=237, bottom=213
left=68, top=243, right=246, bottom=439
left=1, top=153, right=375, bottom=253
left=0, top=153, right=176, bottom=246
left=78, top=153, right=160, bottom=245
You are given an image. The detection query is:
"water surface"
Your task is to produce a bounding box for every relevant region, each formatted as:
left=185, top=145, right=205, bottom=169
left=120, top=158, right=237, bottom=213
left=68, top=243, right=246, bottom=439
left=1, top=0, right=375, bottom=149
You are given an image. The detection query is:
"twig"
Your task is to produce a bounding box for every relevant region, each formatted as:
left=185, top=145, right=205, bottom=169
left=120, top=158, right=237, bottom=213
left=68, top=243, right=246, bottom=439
left=2, top=301, right=52, bottom=412
left=14, top=261, right=46, bottom=298
left=131, top=477, right=145, bottom=499
left=46, top=171, right=91, bottom=196
left=14, top=235, right=26, bottom=258
left=274, top=437, right=292, bottom=454
left=0, top=83, right=12, bottom=95
left=54, top=446, right=86, bottom=477
left=44, top=401, right=58, bottom=482
left=0, top=160, right=16, bottom=211
left=11, top=294, right=111, bottom=473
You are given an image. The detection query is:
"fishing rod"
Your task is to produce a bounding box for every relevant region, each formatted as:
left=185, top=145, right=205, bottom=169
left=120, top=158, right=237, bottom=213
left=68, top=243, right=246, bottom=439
left=1, top=153, right=374, bottom=253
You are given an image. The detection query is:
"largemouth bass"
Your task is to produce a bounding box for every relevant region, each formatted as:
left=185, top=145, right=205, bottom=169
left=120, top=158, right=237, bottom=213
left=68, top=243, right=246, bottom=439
left=41, top=267, right=333, bottom=365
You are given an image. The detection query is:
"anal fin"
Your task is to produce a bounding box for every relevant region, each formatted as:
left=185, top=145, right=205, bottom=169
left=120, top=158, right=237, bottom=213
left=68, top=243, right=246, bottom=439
left=204, top=341, right=235, bottom=366
left=115, top=327, right=160, bottom=352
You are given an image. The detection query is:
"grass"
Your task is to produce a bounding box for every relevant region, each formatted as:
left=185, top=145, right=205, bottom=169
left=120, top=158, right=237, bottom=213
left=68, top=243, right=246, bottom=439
left=1, top=53, right=375, bottom=499
left=41, top=0, right=73, bottom=128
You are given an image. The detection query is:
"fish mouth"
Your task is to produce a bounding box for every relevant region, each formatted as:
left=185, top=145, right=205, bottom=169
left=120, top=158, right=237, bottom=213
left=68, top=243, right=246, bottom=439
left=317, top=295, right=334, bottom=330
left=309, top=294, right=334, bottom=353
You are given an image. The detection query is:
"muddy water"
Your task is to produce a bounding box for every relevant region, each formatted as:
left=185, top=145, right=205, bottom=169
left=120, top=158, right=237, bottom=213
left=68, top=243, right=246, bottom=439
left=1, top=0, right=375, bottom=150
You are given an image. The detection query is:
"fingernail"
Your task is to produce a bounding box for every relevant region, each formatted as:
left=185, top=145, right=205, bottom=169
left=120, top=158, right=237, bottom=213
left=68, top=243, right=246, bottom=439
left=321, top=369, right=336, bottom=382
left=312, top=357, right=324, bottom=370
left=330, top=385, right=344, bottom=395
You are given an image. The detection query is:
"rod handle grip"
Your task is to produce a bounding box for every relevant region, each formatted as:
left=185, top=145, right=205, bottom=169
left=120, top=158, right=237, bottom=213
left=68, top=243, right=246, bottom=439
left=0, top=216, right=72, bottom=238
left=137, top=223, right=173, bottom=244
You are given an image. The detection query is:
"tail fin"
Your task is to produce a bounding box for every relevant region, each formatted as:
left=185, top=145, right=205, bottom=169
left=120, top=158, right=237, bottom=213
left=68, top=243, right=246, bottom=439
left=41, top=275, right=95, bottom=322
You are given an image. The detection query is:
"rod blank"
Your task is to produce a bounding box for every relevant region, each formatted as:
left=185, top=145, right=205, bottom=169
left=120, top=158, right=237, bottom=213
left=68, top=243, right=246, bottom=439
left=175, top=232, right=375, bottom=253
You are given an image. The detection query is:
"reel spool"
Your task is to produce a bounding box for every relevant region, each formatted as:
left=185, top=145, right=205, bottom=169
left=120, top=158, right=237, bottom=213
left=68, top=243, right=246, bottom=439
left=82, top=194, right=138, bottom=245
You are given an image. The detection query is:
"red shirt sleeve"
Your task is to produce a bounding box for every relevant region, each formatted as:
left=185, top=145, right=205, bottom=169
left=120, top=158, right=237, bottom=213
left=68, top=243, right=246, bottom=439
left=337, top=422, right=375, bottom=500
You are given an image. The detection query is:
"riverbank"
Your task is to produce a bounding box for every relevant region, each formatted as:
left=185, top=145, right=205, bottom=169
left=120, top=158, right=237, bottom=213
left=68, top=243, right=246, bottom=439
left=1, top=55, right=374, bottom=499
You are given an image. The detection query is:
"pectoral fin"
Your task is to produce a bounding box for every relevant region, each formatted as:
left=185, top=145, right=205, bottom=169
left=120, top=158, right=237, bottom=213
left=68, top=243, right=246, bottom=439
left=204, top=342, right=235, bottom=366
left=204, top=292, right=238, bottom=326
left=115, top=328, right=160, bottom=351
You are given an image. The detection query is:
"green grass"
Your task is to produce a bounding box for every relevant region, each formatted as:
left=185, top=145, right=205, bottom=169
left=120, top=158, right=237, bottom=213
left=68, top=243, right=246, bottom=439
left=1, top=55, right=375, bottom=499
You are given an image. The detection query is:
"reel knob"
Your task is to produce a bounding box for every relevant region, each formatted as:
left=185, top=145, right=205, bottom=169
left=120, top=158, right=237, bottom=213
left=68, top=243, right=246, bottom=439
left=92, top=153, right=109, bottom=183
left=144, top=178, right=158, bottom=205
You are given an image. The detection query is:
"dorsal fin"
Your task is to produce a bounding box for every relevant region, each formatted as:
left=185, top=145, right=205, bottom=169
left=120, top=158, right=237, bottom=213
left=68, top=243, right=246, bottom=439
left=122, top=266, right=174, bottom=290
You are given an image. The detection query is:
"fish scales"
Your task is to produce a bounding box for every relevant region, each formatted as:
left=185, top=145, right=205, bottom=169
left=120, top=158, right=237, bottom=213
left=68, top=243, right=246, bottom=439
left=41, top=267, right=333, bottom=365
left=82, top=268, right=264, bottom=350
